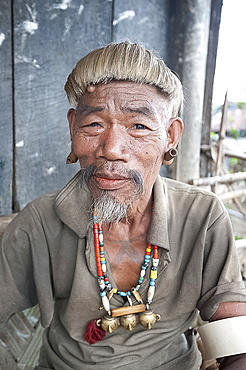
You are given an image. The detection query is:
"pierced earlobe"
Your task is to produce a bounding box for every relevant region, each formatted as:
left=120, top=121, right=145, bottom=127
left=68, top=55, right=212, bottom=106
left=66, top=151, right=78, bottom=164
left=163, top=148, right=178, bottom=165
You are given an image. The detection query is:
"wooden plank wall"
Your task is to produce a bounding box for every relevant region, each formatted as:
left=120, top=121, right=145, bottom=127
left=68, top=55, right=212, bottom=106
left=0, top=0, right=13, bottom=215
left=0, top=0, right=171, bottom=216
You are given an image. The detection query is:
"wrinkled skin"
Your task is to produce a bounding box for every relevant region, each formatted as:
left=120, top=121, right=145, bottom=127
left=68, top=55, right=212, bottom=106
left=68, top=81, right=182, bottom=204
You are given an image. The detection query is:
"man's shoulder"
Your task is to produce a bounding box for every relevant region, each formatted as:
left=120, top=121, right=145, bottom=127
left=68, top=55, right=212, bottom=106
left=29, top=190, right=59, bottom=215
left=27, top=171, right=82, bottom=219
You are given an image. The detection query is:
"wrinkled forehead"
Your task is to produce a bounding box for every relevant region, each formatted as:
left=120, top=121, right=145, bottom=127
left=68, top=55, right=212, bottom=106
left=76, top=80, right=172, bottom=119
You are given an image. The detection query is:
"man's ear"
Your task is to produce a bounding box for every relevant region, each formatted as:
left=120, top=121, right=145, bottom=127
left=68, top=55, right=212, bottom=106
left=166, top=117, right=183, bottom=149
left=67, top=108, right=76, bottom=139
left=66, top=108, right=78, bottom=164
left=162, top=117, right=183, bottom=165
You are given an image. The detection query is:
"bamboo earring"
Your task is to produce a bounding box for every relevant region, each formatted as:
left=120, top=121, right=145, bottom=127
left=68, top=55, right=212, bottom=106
left=66, top=151, right=78, bottom=164
left=163, top=148, right=178, bottom=165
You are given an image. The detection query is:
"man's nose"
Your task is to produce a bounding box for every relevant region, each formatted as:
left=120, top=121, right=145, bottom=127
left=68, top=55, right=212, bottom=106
left=96, top=125, right=130, bottom=162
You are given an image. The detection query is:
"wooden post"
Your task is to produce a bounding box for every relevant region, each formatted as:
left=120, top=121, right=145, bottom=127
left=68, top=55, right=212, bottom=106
left=176, top=0, right=212, bottom=183
left=201, top=0, right=223, bottom=178
left=216, top=92, right=228, bottom=175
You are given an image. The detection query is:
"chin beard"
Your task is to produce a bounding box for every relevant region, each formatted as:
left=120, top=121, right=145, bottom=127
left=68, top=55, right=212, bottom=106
left=80, top=164, right=144, bottom=223
left=91, top=191, right=132, bottom=223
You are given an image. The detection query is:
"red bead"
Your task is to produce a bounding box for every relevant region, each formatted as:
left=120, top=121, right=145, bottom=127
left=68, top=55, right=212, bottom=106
left=154, top=245, right=158, bottom=259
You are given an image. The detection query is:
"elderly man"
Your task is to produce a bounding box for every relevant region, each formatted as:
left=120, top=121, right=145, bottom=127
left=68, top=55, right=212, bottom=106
left=1, top=42, right=246, bottom=369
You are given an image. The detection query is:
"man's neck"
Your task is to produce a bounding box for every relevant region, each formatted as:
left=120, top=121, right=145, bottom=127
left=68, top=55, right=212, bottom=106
left=102, top=191, right=153, bottom=240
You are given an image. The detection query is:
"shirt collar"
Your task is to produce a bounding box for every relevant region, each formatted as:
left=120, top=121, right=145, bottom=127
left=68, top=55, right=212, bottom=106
left=147, top=174, right=169, bottom=251
left=55, top=171, right=169, bottom=251
left=55, top=171, right=91, bottom=238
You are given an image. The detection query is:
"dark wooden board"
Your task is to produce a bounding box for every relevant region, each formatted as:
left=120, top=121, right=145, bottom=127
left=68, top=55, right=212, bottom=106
left=13, top=0, right=112, bottom=210
left=113, top=0, right=169, bottom=59
left=0, top=0, right=13, bottom=215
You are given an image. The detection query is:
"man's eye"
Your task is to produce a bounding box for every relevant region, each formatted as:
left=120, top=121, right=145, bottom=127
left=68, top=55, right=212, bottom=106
left=89, top=122, right=101, bottom=127
left=134, top=124, right=147, bottom=130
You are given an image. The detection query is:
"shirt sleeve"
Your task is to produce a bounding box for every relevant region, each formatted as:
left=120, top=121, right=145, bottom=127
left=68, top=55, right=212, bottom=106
left=0, top=203, right=54, bottom=329
left=197, top=201, right=246, bottom=321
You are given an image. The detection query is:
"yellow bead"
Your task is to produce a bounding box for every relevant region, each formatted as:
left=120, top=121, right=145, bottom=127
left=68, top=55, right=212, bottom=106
left=150, top=270, right=157, bottom=279
left=146, top=248, right=151, bottom=253
left=113, top=288, right=117, bottom=293
left=101, top=257, right=105, bottom=261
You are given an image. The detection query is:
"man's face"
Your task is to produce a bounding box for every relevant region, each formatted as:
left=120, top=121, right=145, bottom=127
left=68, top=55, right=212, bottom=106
left=68, top=81, right=181, bottom=204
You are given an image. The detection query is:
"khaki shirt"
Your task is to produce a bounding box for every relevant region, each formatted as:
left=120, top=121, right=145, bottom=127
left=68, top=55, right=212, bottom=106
left=1, top=172, right=246, bottom=369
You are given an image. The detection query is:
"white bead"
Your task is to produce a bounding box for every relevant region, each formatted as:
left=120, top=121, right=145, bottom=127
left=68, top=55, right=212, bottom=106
left=99, top=281, right=105, bottom=289
left=152, top=259, right=159, bottom=267
left=102, top=264, right=106, bottom=273
left=147, top=285, right=155, bottom=301
left=140, top=269, right=146, bottom=277
left=99, top=234, right=103, bottom=243
left=102, top=295, right=110, bottom=312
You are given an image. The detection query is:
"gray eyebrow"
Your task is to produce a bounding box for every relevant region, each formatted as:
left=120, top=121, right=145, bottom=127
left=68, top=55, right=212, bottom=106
left=121, top=106, right=156, bottom=118
left=77, top=105, right=105, bottom=117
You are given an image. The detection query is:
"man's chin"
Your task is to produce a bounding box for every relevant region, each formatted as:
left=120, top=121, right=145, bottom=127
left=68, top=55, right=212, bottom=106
left=91, top=191, right=132, bottom=224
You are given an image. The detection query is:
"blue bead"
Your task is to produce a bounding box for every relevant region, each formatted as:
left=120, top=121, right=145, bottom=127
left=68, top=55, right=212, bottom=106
left=101, top=260, right=106, bottom=264
left=120, top=292, right=127, bottom=296
left=150, top=278, right=155, bottom=282
left=150, top=281, right=155, bottom=286
left=136, top=285, right=141, bottom=290
left=127, top=291, right=131, bottom=296
left=100, top=242, right=104, bottom=246
left=100, top=291, right=106, bottom=297
left=105, top=281, right=109, bottom=285
left=141, top=265, right=147, bottom=270
left=99, top=230, right=102, bottom=233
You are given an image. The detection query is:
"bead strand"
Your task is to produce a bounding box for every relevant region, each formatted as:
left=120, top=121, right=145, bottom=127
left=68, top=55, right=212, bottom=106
left=93, top=210, right=159, bottom=308
left=94, top=213, right=110, bottom=312
left=147, top=245, right=159, bottom=304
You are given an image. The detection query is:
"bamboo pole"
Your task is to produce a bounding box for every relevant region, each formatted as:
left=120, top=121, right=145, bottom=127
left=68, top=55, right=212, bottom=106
left=189, top=172, right=246, bottom=186
left=235, top=239, right=246, bottom=249
left=219, top=189, right=246, bottom=202
left=201, top=145, right=246, bottom=161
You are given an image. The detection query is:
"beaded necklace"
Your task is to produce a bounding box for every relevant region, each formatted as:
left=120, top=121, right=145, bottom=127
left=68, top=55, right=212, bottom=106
left=84, top=210, right=161, bottom=340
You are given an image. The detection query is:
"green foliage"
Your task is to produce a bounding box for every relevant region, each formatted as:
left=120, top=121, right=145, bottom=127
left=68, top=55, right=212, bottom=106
left=230, top=128, right=240, bottom=139
left=237, top=102, right=245, bottom=109
left=229, top=157, right=238, bottom=166
left=229, top=116, right=234, bottom=122
left=235, top=234, right=243, bottom=241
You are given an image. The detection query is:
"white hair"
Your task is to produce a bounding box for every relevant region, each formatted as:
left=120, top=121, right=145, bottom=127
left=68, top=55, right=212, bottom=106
left=65, top=41, right=183, bottom=117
